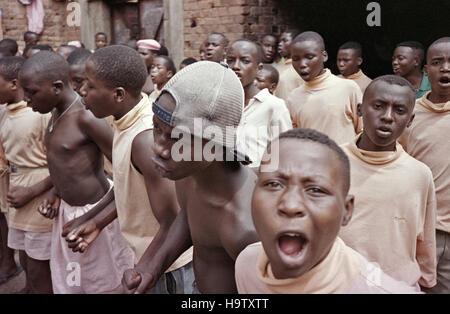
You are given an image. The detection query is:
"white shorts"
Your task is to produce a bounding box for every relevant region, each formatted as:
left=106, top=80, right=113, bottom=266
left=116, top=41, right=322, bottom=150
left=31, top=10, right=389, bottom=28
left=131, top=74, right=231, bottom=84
left=7, top=227, right=52, bottom=261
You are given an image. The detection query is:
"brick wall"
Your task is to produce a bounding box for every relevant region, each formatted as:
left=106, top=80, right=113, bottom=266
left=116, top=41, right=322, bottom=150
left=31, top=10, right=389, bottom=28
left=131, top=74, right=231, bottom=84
left=183, top=0, right=292, bottom=59
left=0, top=0, right=81, bottom=52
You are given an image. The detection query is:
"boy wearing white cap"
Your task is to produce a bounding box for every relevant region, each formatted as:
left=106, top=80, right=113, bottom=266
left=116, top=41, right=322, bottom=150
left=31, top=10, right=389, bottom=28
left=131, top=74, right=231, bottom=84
left=122, top=61, right=260, bottom=294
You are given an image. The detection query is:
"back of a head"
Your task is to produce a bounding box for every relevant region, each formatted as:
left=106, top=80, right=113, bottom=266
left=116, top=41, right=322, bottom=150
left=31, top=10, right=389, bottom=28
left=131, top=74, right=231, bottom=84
left=283, top=29, right=301, bottom=40
left=0, top=56, right=26, bottom=81
left=0, top=38, right=18, bottom=56
left=67, top=48, right=92, bottom=66
left=30, top=44, right=53, bottom=52
left=21, top=51, right=70, bottom=84
left=364, top=74, right=415, bottom=104
left=89, top=45, right=147, bottom=97
left=277, top=128, right=350, bottom=193
left=293, top=31, right=326, bottom=50
left=180, top=57, right=197, bottom=67
left=157, top=45, right=169, bottom=56
left=338, top=41, right=362, bottom=57
left=24, top=31, right=39, bottom=44
left=0, top=47, right=13, bottom=59
left=262, top=64, right=279, bottom=85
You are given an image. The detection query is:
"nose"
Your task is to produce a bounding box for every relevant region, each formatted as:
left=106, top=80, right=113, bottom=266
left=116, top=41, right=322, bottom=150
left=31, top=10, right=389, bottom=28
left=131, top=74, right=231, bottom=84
left=152, top=134, right=171, bottom=161
left=381, top=106, right=394, bottom=122
left=79, top=82, right=87, bottom=97
left=442, top=60, right=450, bottom=72
left=278, top=187, right=306, bottom=219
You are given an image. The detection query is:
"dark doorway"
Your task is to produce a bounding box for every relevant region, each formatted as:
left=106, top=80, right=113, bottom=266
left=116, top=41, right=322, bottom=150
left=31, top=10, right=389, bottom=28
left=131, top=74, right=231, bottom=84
left=277, top=0, right=449, bottom=79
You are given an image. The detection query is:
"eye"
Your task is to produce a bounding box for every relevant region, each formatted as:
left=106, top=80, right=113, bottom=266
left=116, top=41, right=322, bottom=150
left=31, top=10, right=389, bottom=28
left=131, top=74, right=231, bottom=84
left=306, top=186, right=326, bottom=196
left=263, top=180, right=283, bottom=190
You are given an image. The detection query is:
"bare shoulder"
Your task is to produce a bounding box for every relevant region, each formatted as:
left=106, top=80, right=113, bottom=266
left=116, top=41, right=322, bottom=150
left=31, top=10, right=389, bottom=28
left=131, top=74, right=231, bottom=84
left=219, top=167, right=259, bottom=260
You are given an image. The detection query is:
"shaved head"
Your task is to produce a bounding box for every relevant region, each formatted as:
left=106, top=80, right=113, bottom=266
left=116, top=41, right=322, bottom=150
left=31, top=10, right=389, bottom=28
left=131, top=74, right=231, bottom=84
left=293, top=31, right=326, bottom=51
left=20, top=51, right=70, bottom=84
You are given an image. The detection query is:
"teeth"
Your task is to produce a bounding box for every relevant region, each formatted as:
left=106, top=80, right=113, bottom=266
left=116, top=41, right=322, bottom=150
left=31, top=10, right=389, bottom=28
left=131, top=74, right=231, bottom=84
left=285, top=233, right=300, bottom=237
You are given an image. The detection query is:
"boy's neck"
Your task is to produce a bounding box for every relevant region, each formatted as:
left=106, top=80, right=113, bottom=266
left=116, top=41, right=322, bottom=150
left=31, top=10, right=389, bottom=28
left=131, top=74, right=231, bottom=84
left=244, top=82, right=260, bottom=107
left=427, top=91, right=450, bottom=104
left=357, top=133, right=396, bottom=152
left=113, top=94, right=143, bottom=120
left=404, top=69, right=423, bottom=89
left=56, top=88, right=79, bottom=113
left=11, top=89, right=24, bottom=105
left=156, top=82, right=166, bottom=91
left=193, top=159, right=244, bottom=192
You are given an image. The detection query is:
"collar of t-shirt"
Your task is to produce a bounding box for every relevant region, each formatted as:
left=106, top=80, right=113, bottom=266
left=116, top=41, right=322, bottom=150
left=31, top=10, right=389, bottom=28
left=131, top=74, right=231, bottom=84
left=6, top=101, right=28, bottom=114
left=304, top=68, right=333, bottom=90
left=113, top=93, right=150, bottom=132
left=255, top=237, right=361, bottom=294
left=348, top=134, right=404, bottom=165
left=342, top=69, right=363, bottom=80
left=417, top=91, right=450, bottom=113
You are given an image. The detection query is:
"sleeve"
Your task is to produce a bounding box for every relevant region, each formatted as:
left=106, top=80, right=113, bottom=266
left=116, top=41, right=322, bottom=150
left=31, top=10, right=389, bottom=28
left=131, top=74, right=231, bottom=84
left=416, top=170, right=437, bottom=288
left=285, top=90, right=299, bottom=128
left=269, top=100, right=293, bottom=140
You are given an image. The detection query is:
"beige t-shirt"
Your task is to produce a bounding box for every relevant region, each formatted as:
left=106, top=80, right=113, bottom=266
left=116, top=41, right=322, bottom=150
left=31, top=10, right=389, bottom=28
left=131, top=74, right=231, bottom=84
left=0, top=101, right=52, bottom=232
left=236, top=88, right=292, bottom=167
left=286, top=69, right=363, bottom=145
left=274, top=59, right=303, bottom=103
left=400, top=92, right=450, bottom=234
left=0, top=106, right=9, bottom=214
left=340, top=138, right=437, bottom=288
left=112, top=94, right=192, bottom=270
left=235, top=239, right=421, bottom=294
left=338, top=69, right=372, bottom=94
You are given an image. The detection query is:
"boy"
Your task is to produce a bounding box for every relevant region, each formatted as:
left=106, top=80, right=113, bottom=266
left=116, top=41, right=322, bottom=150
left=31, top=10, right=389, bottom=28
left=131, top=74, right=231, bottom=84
left=274, top=29, right=303, bottom=102
left=67, top=48, right=92, bottom=95
left=227, top=39, right=292, bottom=167
left=179, top=57, right=197, bottom=70
left=339, top=75, right=436, bottom=289
left=19, top=51, right=134, bottom=293
left=0, top=106, right=21, bottom=285
left=66, top=45, right=193, bottom=294
left=149, top=55, right=176, bottom=104
left=56, top=44, right=77, bottom=60
left=400, top=37, right=450, bottom=293
left=94, top=32, right=108, bottom=51
left=121, top=61, right=259, bottom=294
left=235, top=128, right=421, bottom=294
left=23, top=31, right=39, bottom=48
left=67, top=48, right=114, bottom=178
left=0, top=56, right=53, bottom=293
left=23, top=44, right=53, bottom=59
left=0, top=38, right=18, bottom=56
left=203, top=32, right=228, bottom=63
left=392, top=41, right=430, bottom=98
left=259, top=34, right=278, bottom=65
left=254, top=64, right=280, bottom=95
left=287, top=31, right=363, bottom=145
left=136, top=39, right=161, bottom=96
left=337, top=41, right=372, bottom=93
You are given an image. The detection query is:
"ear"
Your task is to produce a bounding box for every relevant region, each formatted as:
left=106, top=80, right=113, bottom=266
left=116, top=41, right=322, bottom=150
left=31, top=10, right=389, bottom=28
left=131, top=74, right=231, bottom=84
left=406, top=112, right=415, bottom=128
left=357, top=103, right=363, bottom=117
left=322, top=50, right=328, bottom=63
left=113, top=87, right=126, bottom=103
left=167, top=70, right=174, bottom=80
left=52, top=80, right=65, bottom=95
left=269, top=82, right=277, bottom=94
left=257, top=62, right=263, bottom=71
left=423, top=64, right=428, bottom=77
left=341, top=194, right=354, bottom=227
left=357, top=57, right=363, bottom=66
left=10, top=79, right=19, bottom=90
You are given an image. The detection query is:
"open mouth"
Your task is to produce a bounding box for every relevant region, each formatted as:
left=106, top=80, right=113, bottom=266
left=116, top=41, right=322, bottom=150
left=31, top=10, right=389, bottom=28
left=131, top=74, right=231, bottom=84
left=439, top=76, right=450, bottom=86
left=392, top=67, right=400, bottom=73
left=277, top=232, right=308, bottom=266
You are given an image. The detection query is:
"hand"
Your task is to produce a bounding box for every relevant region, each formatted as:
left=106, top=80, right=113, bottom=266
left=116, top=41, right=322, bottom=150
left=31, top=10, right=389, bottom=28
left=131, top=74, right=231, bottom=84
left=61, top=219, right=100, bottom=253
left=38, top=191, right=61, bottom=219
left=7, top=185, right=35, bottom=208
left=122, top=268, right=157, bottom=294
